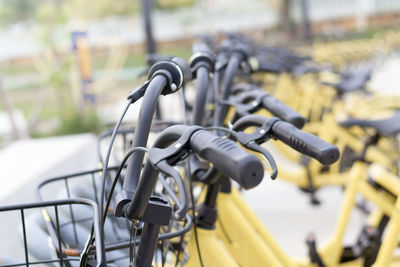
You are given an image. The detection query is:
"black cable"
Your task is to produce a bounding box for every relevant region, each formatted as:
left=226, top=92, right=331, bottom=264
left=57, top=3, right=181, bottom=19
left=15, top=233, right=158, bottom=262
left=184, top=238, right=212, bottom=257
left=97, top=120, right=180, bottom=164
left=88, top=99, right=133, bottom=254
left=174, top=217, right=187, bottom=267
left=88, top=213, right=192, bottom=254
left=85, top=99, right=133, bottom=262
left=91, top=146, right=192, bottom=247
left=129, top=223, right=138, bottom=267
left=97, top=128, right=136, bottom=164
left=213, top=71, right=221, bottom=96
left=161, top=239, right=166, bottom=267
left=129, top=223, right=134, bottom=265
left=88, top=146, right=148, bottom=251
left=179, top=86, right=188, bottom=125
left=100, top=99, right=133, bottom=224
left=91, top=130, right=194, bottom=261
left=188, top=163, right=204, bottom=267
left=103, top=147, right=149, bottom=223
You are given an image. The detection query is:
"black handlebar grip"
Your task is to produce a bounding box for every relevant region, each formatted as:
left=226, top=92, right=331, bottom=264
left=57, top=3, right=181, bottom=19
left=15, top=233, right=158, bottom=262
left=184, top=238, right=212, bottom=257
left=190, top=130, right=264, bottom=189
left=253, top=57, right=283, bottom=73
left=271, top=121, right=340, bottom=165
left=262, top=95, right=306, bottom=129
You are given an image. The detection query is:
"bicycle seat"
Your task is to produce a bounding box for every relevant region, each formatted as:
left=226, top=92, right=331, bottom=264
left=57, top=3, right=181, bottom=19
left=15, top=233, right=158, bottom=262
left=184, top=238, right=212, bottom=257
left=339, top=111, right=400, bottom=136
left=335, top=68, right=372, bottom=93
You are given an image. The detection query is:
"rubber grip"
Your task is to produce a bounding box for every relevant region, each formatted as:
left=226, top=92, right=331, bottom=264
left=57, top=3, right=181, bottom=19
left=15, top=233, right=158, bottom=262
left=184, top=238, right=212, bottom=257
left=271, top=121, right=340, bottom=165
left=255, top=55, right=283, bottom=73
left=190, top=130, right=264, bottom=189
left=262, top=95, right=306, bottom=129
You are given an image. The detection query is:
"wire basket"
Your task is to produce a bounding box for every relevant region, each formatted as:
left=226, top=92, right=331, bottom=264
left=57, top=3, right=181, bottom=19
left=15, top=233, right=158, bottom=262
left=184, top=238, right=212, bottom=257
left=0, top=199, right=103, bottom=267
left=35, top=166, right=192, bottom=266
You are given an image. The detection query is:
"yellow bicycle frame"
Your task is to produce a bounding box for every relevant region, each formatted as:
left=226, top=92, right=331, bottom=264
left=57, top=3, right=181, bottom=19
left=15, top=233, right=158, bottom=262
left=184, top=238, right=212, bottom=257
left=215, top=162, right=400, bottom=267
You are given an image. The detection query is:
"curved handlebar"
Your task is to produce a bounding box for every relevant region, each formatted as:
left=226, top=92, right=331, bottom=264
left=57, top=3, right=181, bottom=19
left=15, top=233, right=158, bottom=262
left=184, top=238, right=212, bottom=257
left=233, top=115, right=340, bottom=165
left=126, top=125, right=264, bottom=220
left=190, top=130, right=264, bottom=189
left=261, top=95, right=306, bottom=129
left=123, top=58, right=191, bottom=193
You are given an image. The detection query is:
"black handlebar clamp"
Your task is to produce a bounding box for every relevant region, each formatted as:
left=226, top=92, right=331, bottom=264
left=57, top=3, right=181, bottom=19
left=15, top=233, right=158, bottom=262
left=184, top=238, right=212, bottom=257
left=147, top=57, right=192, bottom=95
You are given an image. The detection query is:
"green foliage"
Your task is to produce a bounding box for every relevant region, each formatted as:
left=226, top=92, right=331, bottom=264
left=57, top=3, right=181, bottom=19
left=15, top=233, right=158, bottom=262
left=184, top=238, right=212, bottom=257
left=59, top=0, right=140, bottom=20
left=30, top=106, right=102, bottom=137
left=55, top=106, right=102, bottom=135
left=35, top=2, right=68, bottom=25
left=0, top=0, right=140, bottom=25
left=0, top=0, right=36, bottom=23
left=156, top=0, right=197, bottom=10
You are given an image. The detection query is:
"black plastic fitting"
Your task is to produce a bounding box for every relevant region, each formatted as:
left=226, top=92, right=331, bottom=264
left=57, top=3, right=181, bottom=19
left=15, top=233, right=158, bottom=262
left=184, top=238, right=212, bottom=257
left=189, top=42, right=216, bottom=77
left=147, top=57, right=192, bottom=95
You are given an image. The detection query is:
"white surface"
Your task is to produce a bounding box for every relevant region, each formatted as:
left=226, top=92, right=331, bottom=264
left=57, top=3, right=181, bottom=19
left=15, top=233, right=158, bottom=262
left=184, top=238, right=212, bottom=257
left=243, top=179, right=367, bottom=258
left=0, top=133, right=97, bottom=204
left=370, top=56, right=400, bottom=95
left=0, top=133, right=98, bottom=258
left=0, top=110, right=27, bottom=138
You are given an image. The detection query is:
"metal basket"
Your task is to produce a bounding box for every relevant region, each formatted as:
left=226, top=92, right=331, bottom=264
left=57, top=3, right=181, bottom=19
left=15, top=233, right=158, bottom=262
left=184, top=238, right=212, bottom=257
left=0, top=199, right=104, bottom=267
left=35, top=166, right=191, bottom=266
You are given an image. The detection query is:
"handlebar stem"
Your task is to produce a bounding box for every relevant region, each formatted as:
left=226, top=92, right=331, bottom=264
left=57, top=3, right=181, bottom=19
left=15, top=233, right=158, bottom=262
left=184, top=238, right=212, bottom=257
left=123, top=75, right=168, bottom=192
left=215, top=52, right=244, bottom=127
left=193, top=66, right=210, bottom=125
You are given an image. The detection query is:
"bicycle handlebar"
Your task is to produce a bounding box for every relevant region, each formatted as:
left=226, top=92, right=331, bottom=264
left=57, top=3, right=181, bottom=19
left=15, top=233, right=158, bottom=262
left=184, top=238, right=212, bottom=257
left=215, top=53, right=243, bottom=126
left=233, top=115, right=340, bottom=165
left=123, top=58, right=191, bottom=192
left=261, top=95, right=306, bottom=129
left=272, top=120, right=339, bottom=165
left=230, top=83, right=306, bottom=128
left=190, top=130, right=264, bottom=189
left=126, top=125, right=264, bottom=220
left=189, top=42, right=215, bottom=125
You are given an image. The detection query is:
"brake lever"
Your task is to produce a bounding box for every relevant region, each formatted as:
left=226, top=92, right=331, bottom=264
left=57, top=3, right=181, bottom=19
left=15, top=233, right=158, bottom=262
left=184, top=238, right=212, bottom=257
left=245, top=141, right=278, bottom=179
left=154, top=160, right=188, bottom=220
left=230, top=119, right=280, bottom=180
left=223, top=91, right=262, bottom=121
left=204, top=122, right=279, bottom=180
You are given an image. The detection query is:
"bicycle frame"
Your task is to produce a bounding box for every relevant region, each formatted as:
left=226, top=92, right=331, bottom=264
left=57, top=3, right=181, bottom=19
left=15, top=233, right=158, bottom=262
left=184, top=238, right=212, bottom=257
left=215, top=160, right=400, bottom=266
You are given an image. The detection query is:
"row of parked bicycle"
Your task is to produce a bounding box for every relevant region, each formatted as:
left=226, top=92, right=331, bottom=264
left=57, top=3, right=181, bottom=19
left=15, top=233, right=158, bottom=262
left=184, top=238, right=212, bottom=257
left=0, top=32, right=399, bottom=267
left=312, top=29, right=400, bottom=67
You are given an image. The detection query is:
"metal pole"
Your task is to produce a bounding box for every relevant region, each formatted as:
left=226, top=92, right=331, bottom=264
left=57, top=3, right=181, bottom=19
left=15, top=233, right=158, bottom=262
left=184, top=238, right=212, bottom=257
left=141, top=0, right=156, bottom=55
left=141, top=0, right=162, bottom=119
left=281, top=0, right=291, bottom=33
left=300, top=0, right=312, bottom=41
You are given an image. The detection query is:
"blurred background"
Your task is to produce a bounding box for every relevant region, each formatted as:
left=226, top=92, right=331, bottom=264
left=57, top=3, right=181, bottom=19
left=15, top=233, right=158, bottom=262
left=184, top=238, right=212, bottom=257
left=0, top=0, right=400, bottom=257
left=0, top=0, right=399, bottom=143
